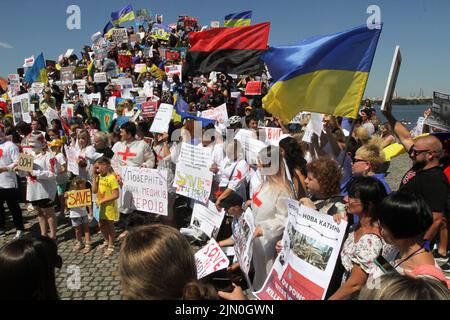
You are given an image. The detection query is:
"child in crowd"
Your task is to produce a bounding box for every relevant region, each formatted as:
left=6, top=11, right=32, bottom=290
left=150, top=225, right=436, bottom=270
left=65, top=178, right=92, bottom=253
left=91, top=157, right=119, bottom=258
left=49, top=139, right=69, bottom=215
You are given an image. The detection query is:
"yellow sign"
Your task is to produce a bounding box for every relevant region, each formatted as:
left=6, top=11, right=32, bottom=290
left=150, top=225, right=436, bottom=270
left=67, top=189, right=92, bottom=209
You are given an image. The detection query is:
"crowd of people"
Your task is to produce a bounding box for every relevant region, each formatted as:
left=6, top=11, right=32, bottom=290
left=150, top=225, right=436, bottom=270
left=0, top=13, right=450, bottom=300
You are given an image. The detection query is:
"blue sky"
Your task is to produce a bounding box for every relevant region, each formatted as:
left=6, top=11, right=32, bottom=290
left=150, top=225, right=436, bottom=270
left=0, top=0, right=448, bottom=98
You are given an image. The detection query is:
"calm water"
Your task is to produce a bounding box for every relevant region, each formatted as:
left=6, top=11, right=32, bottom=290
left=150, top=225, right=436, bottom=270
left=373, top=104, right=429, bottom=129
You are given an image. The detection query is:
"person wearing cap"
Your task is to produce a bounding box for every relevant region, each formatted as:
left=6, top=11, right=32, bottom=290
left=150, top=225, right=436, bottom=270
left=0, top=125, right=25, bottom=239
left=49, top=139, right=69, bottom=215
left=40, top=88, right=56, bottom=114
left=217, top=191, right=245, bottom=249
left=16, top=131, right=60, bottom=241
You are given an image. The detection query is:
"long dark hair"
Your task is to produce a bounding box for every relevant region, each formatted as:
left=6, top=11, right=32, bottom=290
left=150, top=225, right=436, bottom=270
left=0, top=236, right=60, bottom=300
left=279, top=136, right=307, bottom=176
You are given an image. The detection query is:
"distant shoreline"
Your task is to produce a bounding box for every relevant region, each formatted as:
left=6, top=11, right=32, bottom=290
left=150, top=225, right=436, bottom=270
left=370, top=98, right=432, bottom=106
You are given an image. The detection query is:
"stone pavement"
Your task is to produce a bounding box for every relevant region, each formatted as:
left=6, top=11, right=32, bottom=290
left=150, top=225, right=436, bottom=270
left=0, top=208, right=123, bottom=300
left=0, top=153, right=411, bottom=300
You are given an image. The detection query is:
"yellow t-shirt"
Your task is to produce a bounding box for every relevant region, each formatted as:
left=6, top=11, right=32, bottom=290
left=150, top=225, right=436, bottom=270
left=98, top=173, right=119, bottom=221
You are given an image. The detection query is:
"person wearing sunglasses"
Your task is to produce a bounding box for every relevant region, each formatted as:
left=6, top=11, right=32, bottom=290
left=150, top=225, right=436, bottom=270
left=382, top=107, right=448, bottom=253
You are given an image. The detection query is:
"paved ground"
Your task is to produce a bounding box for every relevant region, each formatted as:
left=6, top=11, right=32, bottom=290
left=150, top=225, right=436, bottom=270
left=0, top=154, right=411, bottom=300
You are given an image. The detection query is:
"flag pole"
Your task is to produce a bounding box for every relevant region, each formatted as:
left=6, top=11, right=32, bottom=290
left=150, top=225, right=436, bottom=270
left=340, top=118, right=357, bottom=168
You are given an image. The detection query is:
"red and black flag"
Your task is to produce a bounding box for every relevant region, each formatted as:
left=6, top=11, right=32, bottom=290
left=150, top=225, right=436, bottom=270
left=184, top=22, right=270, bottom=76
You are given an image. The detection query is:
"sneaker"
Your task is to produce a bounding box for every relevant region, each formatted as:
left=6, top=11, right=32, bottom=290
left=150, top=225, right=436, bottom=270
left=12, top=230, right=24, bottom=240
left=432, top=249, right=449, bottom=263
left=440, top=262, right=450, bottom=273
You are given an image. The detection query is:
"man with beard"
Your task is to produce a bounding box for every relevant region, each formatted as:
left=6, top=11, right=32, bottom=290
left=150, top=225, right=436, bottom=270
left=382, top=108, right=448, bottom=244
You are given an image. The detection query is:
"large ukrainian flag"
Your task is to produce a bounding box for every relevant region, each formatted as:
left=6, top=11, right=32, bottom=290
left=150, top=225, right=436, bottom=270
left=262, top=24, right=382, bottom=122
left=224, top=10, right=252, bottom=27
left=111, top=5, right=135, bottom=26
left=24, top=53, right=48, bottom=85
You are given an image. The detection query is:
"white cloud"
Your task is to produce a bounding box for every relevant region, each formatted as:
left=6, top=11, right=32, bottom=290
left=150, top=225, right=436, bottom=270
left=0, top=42, right=13, bottom=49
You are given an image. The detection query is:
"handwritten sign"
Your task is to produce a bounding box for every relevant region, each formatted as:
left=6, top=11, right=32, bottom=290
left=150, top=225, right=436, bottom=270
left=67, top=189, right=92, bottom=208
left=17, top=153, right=34, bottom=173
left=173, top=143, right=213, bottom=203
left=200, top=103, right=228, bottom=124
left=119, top=167, right=168, bottom=216
left=263, top=127, right=283, bottom=145
left=94, top=72, right=108, bottom=83
left=245, top=81, right=262, bottom=96
left=150, top=103, right=174, bottom=133
left=164, top=65, right=182, bottom=82
left=195, top=238, right=230, bottom=279
left=112, top=28, right=129, bottom=45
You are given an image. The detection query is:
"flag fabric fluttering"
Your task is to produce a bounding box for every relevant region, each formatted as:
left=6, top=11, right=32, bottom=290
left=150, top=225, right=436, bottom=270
left=24, top=53, right=48, bottom=84
left=224, top=10, right=252, bottom=27
left=175, top=95, right=189, bottom=114
left=262, top=24, right=383, bottom=123
left=103, top=21, right=114, bottom=38
left=111, top=4, right=135, bottom=26
left=184, top=22, right=270, bottom=76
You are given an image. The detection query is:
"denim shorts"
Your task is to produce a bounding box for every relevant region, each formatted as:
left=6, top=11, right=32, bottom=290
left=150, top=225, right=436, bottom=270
left=71, top=216, right=89, bottom=227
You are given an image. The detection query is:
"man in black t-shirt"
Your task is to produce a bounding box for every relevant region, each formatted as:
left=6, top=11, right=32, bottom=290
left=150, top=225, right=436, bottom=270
left=383, top=107, right=448, bottom=244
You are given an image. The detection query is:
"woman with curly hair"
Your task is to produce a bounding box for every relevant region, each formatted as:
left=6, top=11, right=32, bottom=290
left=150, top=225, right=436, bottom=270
left=300, top=157, right=345, bottom=216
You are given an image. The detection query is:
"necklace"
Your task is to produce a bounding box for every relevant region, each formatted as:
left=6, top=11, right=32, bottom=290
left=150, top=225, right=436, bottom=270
left=393, top=246, right=426, bottom=269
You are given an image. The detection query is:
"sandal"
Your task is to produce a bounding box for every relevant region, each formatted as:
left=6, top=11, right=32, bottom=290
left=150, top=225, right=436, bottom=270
left=82, top=243, right=92, bottom=254
left=103, top=246, right=114, bottom=258
left=96, top=242, right=108, bottom=252
left=73, top=242, right=84, bottom=252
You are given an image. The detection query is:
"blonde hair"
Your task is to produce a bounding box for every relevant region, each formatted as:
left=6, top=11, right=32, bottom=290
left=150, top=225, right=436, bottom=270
left=355, top=143, right=386, bottom=173
left=354, top=126, right=370, bottom=145
left=120, top=225, right=216, bottom=300
left=359, top=273, right=450, bottom=300
left=69, top=177, right=87, bottom=191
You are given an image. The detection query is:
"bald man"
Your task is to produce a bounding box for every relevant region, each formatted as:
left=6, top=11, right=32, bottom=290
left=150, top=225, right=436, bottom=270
left=383, top=108, right=448, bottom=243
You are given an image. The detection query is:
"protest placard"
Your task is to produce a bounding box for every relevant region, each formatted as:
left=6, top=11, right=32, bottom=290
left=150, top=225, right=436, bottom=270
left=254, top=201, right=347, bottom=300
left=200, top=103, right=228, bottom=124
left=234, top=208, right=256, bottom=275
left=107, top=96, right=116, bottom=110
left=31, top=82, right=45, bottom=94
left=61, top=66, right=75, bottom=84
left=112, top=28, right=129, bottom=44
left=211, top=21, right=220, bottom=28
left=117, top=54, right=133, bottom=70
left=87, top=93, right=101, bottom=105
left=8, top=74, right=20, bottom=95
left=119, top=167, right=168, bottom=216
left=144, top=46, right=153, bottom=58
left=92, top=194, right=100, bottom=222
left=245, top=81, right=262, bottom=95
left=73, top=80, right=86, bottom=93
left=173, top=143, right=213, bottom=203
left=263, top=127, right=283, bottom=145
left=427, top=92, right=450, bottom=131
left=164, top=65, right=182, bottom=82
left=191, top=201, right=225, bottom=239
left=66, top=189, right=92, bottom=209
left=165, top=50, right=180, bottom=61
left=141, top=100, right=158, bottom=118
left=23, top=56, right=34, bottom=68
left=61, top=104, right=74, bottom=119
left=150, top=103, right=174, bottom=133
left=94, top=72, right=107, bottom=83
left=195, top=238, right=230, bottom=279
left=381, top=46, right=402, bottom=112
left=17, top=153, right=34, bottom=173
left=234, top=129, right=266, bottom=164
left=134, top=64, right=147, bottom=74
left=65, top=145, right=79, bottom=176
left=192, top=77, right=203, bottom=88
left=12, top=93, right=31, bottom=124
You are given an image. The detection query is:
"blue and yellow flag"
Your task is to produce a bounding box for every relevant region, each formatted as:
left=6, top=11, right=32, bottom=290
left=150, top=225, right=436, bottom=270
left=24, top=53, right=48, bottom=85
left=262, top=24, right=382, bottom=122
left=103, top=21, right=114, bottom=38
left=111, top=4, right=135, bottom=26
left=224, top=10, right=252, bottom=27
